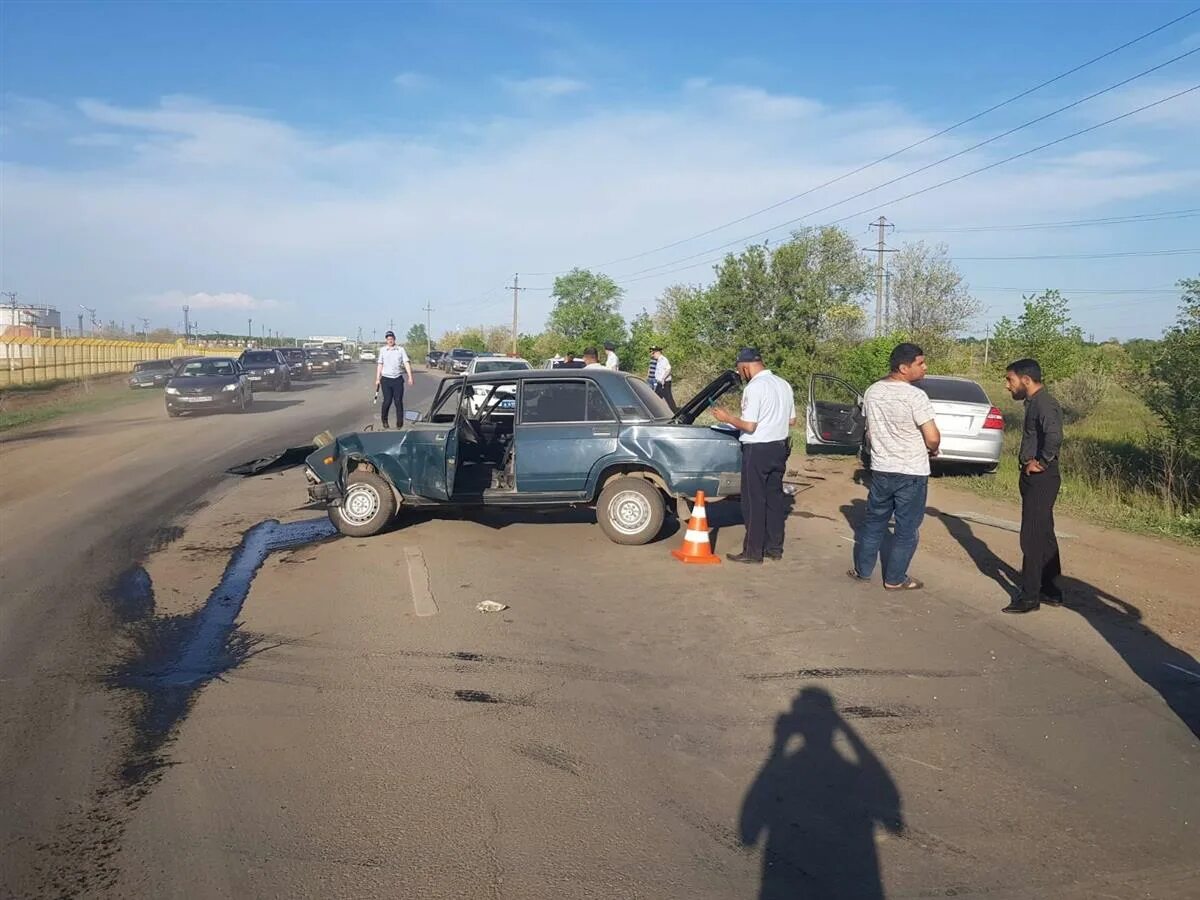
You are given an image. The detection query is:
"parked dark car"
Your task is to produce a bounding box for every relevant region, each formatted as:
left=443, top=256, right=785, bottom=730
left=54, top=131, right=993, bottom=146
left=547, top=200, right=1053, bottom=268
left=303, top=368, right=742, bottom=543
left=306, top=349, right=339, bottom=376
left=238, top=349, right=291, bottom=391
left=280, top=347, right=313, bottom=381
left=426, top=350, right=446, bottom=368
left=441, top=348, right=476, bottom=373
left=128, top=359, right=175, bottom=389
left=165, top=357, right=252, bottom=416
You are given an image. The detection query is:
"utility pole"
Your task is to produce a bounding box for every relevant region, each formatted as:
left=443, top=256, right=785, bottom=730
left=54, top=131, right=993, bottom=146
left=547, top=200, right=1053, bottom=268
left=505, top=273, right=525, bottom=356
left=183, top=305, right=191, bottom=343
left=863, top=217, right=895, bottom=337
left=884, top=266, right=892, bottom=333
left=983, top=323, right=991, bottom=369
left=422, top=302, right=434, bottom=354
left=248, top=317, right=253, bottom=346
left=80, top=305, right=97, bottom=337
left=139, top=317, right=150, bottom=341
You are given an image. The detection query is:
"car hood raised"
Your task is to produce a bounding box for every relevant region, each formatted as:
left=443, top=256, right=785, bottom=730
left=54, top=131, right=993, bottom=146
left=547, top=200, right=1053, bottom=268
left=671, top=370, right=740, bottom=425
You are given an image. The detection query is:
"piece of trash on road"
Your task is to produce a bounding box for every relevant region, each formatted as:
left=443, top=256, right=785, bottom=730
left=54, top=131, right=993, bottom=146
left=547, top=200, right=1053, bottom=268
left=477, top=600, right=509, bottom=613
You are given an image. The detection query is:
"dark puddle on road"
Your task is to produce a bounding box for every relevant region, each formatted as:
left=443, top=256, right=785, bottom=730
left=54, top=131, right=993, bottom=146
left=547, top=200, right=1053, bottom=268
left=111, top=517, right=339, bottom=787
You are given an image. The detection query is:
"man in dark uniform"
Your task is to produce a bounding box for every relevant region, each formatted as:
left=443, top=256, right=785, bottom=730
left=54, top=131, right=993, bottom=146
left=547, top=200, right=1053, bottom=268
left=1003, top=358, right=1064, bottom=614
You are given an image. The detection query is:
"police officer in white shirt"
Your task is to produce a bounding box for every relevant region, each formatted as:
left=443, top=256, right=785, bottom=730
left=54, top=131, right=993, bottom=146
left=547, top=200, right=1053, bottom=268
left=711, top=348, right=797, bottom=564
left=649, top=346, right=677, bottom=413
left=374, top=330, right=413, bottom=429
left=604, top=341, right=620, bottom=371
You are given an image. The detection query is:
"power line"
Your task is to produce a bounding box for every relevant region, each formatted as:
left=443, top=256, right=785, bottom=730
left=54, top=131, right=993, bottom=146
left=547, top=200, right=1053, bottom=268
left=522, top=7, right=1200, bottom=277
left=972, top=286, right=1178, bottom=294
left=602, top=57, right=1198, bottom=284
left=902, top=208, right=1200, bottom=233
left=952, top=248, right=1200, bottom=261
left=599, top=83, right=1200, bottom=288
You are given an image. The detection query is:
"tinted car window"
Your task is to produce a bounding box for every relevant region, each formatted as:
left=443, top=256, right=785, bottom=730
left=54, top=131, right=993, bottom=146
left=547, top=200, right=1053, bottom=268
left=451, top=349, right=475, bottom=359
left=242, top=351, right=277, bottom=364
left=628, top=377, right=672, bottom=419
left=602, top=375, right=653, bottom=421
left=179, top=360, right=236, bottom=377
left=282, top=349, right=305, bottom=360
left=916, top=378, right=989, bottom=404
left=134, top=360, right=173, bottom=372
left=522, top=381, right=587, bottom=423
left=585, top=383, right=616, bottom=422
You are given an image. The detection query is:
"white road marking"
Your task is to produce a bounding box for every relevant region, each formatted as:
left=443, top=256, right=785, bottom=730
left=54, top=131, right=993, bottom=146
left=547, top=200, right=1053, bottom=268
left=405, top=546, right=438, bottom=617
left=897, top=754, right=945, bottom=772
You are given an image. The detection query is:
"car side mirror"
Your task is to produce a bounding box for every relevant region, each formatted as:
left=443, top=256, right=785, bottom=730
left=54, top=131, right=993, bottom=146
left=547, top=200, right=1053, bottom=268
left=404, top=409, right=421, bottom=423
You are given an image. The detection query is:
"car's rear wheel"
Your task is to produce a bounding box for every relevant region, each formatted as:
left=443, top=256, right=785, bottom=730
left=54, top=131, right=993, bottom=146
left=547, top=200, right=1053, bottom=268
left=330, top=470, right=396, bottom=537
left=597, top=477, right=665, bottom=545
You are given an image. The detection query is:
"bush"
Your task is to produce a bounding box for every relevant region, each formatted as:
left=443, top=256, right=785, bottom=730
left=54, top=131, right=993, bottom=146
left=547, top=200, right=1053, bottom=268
left=1055, top=368, right=1109, bottom=424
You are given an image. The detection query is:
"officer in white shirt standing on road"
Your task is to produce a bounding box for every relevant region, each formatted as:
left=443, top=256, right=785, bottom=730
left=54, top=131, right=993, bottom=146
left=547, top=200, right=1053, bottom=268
left=604, top=341, right=620, bottom=371
left=649, top=345, right=677, bottom=413
left=712, top=348, right=797, bottom=564
left=375, top=330, right=414, bottom=429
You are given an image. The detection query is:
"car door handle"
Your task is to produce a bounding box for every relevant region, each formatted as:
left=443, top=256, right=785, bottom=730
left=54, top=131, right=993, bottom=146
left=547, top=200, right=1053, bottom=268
left=592, top=429, right=615, bottom=437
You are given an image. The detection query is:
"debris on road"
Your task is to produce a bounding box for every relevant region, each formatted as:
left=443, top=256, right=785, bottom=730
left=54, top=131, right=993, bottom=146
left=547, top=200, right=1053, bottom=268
left=476, top=600, right=509, bottom=613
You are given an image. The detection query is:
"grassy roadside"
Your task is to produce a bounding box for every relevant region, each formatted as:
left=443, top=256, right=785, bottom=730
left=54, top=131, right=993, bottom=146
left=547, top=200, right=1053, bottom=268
left=0, top=377, right=155, bottom=432
left=939, top=386, right=1199, bottom=545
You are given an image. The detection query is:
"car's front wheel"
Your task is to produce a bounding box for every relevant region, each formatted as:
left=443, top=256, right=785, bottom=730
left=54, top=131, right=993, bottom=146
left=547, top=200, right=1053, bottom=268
left=596, top=477, right=666, bottom=545
left=329, top=470, right=397, bottom=537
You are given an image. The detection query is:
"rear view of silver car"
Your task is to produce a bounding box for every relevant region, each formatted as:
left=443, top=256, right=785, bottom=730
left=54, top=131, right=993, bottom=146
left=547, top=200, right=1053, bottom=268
left=916, top=376, right=1004, bottom=471
left=806, top=373, right=1003, bottom=473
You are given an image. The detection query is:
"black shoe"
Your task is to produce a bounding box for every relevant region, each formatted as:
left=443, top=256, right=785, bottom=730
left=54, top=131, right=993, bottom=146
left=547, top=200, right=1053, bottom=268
left=1041, top=590, right=1065, bottom=607
left=765, top=551, right=783, bottom=561
left=1001, top=598, right=1040, bottom=614
left=726, top=552, right=763, bottom=565
left=381, top=422, right=390, bottom=430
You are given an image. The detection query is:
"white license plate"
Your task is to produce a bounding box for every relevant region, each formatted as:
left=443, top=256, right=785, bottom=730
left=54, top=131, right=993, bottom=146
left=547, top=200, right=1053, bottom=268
left=249, top=375, right=263, bottom=380
left=181, top=396, right=213, bottom=403
left=939, top=414, right=972, bottom=430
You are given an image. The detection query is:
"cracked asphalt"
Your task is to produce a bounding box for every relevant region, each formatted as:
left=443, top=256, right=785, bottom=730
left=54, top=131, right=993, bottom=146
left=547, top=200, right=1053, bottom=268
left=2, top=365, right=1199, bottom=899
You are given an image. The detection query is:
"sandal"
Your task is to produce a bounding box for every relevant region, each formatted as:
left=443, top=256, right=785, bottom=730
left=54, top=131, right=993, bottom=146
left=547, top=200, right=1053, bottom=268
left=846, top=569, right=872, bottom=583
left=884, top=578, right=924, bottom=591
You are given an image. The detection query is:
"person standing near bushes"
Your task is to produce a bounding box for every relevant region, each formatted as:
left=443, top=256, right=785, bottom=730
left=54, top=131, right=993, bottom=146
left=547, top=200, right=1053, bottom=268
left=1002, top=358, right=1065, bottom=614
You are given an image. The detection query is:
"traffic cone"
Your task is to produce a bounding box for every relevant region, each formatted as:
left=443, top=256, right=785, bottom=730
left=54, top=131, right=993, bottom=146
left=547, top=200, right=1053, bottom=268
left=671, top=491, right=721, bottom=565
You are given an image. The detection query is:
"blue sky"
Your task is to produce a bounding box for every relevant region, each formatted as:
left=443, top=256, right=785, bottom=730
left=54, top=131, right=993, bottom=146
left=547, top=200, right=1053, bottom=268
left=2, top=0, right=1198, bottom=342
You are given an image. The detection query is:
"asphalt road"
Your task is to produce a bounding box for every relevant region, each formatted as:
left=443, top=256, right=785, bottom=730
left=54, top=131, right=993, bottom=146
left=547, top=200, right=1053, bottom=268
left=3, top=368, right=1200, bottom=898
left=0, top=365, right=443, bottom=894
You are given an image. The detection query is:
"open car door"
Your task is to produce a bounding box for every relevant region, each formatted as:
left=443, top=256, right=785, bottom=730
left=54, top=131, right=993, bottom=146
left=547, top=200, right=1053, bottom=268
left=670, top=370, right=740, bottom=425
left=806, top=373, right=865, bottom=451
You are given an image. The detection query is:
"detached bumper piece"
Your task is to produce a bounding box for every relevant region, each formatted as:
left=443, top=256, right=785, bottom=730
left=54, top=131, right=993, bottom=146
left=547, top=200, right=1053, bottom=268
left=226, top=444, right=319, bottom=476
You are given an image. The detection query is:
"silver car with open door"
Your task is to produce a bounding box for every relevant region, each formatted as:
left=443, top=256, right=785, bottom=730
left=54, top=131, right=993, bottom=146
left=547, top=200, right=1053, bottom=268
left=806, top=373, right=1003, bottom=473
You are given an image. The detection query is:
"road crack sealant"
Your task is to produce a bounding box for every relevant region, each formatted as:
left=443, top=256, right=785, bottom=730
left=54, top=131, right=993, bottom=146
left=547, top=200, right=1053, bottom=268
left=35, top=517, right=339, bottom=897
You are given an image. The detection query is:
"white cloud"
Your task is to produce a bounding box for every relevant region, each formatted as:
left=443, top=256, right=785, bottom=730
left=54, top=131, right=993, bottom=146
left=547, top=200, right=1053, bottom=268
left=500, top=76, right=588, bottom=99
left=4, top=79, right=1197, bottom=339
left=393, top=71, right=432, bottom=91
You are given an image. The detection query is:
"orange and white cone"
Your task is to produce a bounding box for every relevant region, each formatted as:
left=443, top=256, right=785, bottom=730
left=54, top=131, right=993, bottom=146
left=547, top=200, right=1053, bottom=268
left=671, top=490, right=721, bottom=565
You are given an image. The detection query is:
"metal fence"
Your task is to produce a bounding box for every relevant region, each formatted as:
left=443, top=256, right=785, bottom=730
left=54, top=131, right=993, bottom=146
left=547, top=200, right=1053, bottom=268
left=0, top=337, right=245, bottom=387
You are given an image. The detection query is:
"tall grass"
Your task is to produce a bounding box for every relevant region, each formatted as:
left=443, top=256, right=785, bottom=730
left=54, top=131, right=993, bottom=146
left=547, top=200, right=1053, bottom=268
left=942, top=385, right=1200, bottom=543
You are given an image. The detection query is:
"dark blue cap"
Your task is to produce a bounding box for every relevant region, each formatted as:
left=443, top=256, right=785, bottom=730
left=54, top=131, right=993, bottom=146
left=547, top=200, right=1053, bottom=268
left=736, top=347, right=762, bottom=363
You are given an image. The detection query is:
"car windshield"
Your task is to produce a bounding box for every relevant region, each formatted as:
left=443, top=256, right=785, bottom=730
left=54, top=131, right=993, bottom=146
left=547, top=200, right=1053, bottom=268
left=134, top=360, right=173, bottom=372
left=916, top=378, right=990, bottom=404
left=451, top=349, right=474, bottom=358
left=282, top=349, right=304, bottom=359
left=628, top=377, right=672, bottom=418
left=474, top=360, right=530, bottom=373
left=310, top=350, right=333, bottom=359
left=242, top=352, right=276, bottom=364
left=178, top=360, right=236, bottom=377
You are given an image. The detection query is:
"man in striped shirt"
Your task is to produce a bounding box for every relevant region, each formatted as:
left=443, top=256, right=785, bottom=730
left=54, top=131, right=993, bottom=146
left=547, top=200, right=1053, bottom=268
left=849, top=343, right=940, bottom=590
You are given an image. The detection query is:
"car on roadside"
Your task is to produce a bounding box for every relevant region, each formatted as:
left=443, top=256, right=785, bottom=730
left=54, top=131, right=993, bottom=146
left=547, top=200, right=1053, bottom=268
left=279, top=347, right=314, bottom=381
left=165, top=357, right=253, bottom=416
left=303, top=368, right=743, bottom=544
left=425, top=349, right=446, bottom=368
left=359, top=347, right=377, bottom=362
left=440, top=348, right=476, bottom=373
left=805, top=373, right=1004, bottom=473
left=128, top=359, right=176, bottom=389
left=465, top=355, right=532, bottom=376
left=306, top=349, right=339, bottom=377
left=238, top=349, right=292, bottom=391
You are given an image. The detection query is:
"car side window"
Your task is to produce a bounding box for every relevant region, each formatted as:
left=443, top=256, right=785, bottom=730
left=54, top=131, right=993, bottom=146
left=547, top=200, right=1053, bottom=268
left=585, top=383, right=616, bottom=422
left=522, top=381, right=588, bottom=424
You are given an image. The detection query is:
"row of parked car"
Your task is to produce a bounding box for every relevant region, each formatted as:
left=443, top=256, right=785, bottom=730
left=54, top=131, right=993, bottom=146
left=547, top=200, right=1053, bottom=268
left=128, top=347, right=355, bottom=417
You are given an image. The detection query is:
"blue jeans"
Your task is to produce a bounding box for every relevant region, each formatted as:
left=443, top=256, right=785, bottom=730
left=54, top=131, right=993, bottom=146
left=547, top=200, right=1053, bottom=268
left=853, top=472, right=928, bottom=585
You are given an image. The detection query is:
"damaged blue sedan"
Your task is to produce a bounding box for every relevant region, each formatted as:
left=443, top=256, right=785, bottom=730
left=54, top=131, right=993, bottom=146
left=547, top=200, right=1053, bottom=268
left=304, top=368, right=743, bottom=544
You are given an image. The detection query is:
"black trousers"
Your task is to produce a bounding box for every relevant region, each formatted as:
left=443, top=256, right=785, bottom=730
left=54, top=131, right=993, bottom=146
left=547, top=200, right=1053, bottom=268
left=1019, top=468, right=1061, bottom=601
left=380, top=376, right=405, bottom=426
left=656, top=380, right=678, bottom=413
left=741, top=440, right=789, bottom=559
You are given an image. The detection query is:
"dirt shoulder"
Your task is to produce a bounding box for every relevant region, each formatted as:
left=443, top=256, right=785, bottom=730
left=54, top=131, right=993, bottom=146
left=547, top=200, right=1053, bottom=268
left=0, top=374, right=154, bottom=431
left=793, top=454, right=1200, bottom=656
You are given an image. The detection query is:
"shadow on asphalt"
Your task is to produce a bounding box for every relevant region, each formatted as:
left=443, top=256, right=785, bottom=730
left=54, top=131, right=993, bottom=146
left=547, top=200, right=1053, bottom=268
left=740, top=687, right=903, bottom=899
left=929, top=507, right=1200, bottom=739
left=380, top=505, right=685, bottom=544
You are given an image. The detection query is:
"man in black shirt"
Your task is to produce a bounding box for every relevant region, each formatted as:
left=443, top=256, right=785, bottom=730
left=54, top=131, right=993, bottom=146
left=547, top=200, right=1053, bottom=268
left=1003, top=358, right=1064, bottom=614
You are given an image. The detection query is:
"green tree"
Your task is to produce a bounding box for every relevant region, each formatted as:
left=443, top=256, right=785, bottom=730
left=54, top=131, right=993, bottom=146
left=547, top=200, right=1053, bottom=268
left=889, top=241, right=981, bottom=353
left=405, top=322, right=430, bottom=358
left=1143, top=277, right=1200, bottom=456
left=547, top=268, right=628, bottom=350
left=667, top=227, right=872, bottom=386
left=838, top=332, right=911, bottom=390
left=990, top=290, right=1085, bottom=382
